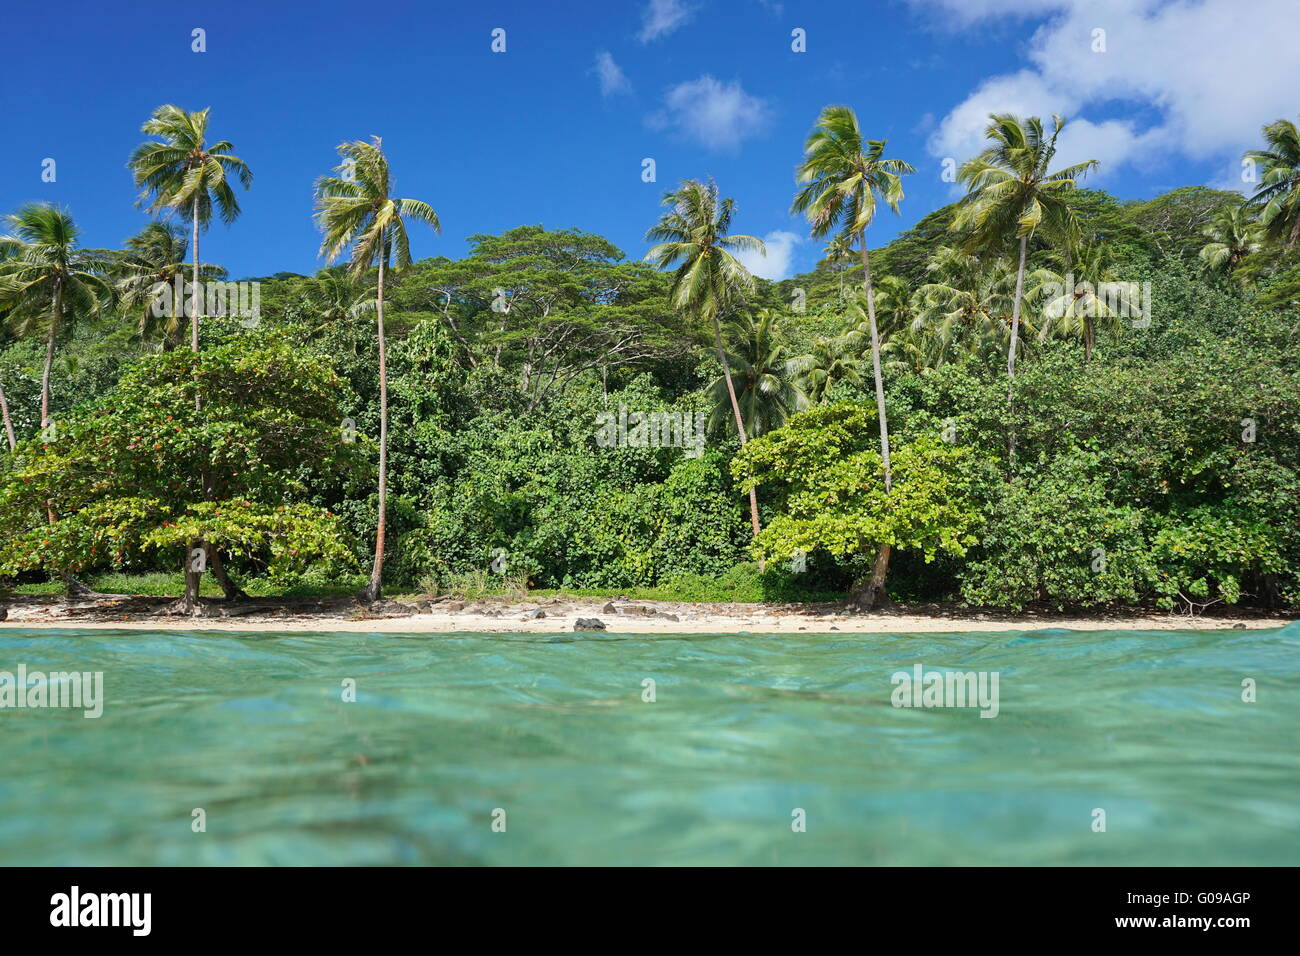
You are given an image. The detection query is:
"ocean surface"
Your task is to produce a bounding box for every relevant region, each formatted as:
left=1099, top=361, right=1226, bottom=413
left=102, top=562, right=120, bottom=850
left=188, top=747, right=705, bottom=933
left=1, top=624, right=1297, bottom=865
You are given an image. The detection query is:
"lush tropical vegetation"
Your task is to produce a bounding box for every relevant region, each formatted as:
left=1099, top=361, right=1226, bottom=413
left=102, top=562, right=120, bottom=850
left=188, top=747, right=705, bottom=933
left=2, top=103, right=1299, bottom=616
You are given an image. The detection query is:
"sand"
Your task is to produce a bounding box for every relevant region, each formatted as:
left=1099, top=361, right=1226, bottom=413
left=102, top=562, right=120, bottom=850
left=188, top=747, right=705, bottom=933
left=0, top=594, right=1291, bottom=634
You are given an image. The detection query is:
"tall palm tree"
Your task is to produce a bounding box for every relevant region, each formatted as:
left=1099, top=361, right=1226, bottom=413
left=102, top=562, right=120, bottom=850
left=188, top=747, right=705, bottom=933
left=952, top=114, right=1096, bottom=417
left=792, top=104, right=913, bottom=608
left=1198, top=204, right=1264, bottom=276
left=315, top=136, right=441, bottom=603
left=1030, top=241, right=1128, bottom=362
left=1245, top=118, right=1300, bottom=249
left=0, top=204, right=111, bottom=434
left=645, top=178, right=765, bottom=537
left=129, top=105, right=251, bottom=354
left=115, top=222, right=226, bottom=350
left=707, top=310, right=805, bottom=438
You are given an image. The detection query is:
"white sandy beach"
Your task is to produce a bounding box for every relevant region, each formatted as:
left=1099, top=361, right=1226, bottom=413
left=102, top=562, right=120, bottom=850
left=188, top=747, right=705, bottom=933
left=1, top=595, right=1290, bottom=634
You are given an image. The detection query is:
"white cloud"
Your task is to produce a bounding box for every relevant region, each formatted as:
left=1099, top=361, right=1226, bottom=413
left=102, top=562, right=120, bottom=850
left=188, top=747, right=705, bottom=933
left=917, top=0, right=1300, bottom=179
left=593, top=52, right=631, bottom=97
left=734, top=230, right=801, bottom=281
left=647, top=75, right=772, bottom=152
left=638, top=0, right=695, bottom=43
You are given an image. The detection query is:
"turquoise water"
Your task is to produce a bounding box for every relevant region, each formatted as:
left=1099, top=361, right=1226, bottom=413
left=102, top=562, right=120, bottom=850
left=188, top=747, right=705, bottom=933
left=1, top=624, right=1297, bottom=866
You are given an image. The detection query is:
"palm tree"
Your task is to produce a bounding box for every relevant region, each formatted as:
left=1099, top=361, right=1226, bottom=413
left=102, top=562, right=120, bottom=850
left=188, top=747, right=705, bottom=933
left=1198, top=204, right=1263, bottom=276
left=315, top=136, right=441, bottom=603
left=115, top=222, right=226, bottom=350
left=823, top=233, right=855, bottom=299
left=914, top=245, right=1018, bottom=367
left=794, top=331, right=867, bottom=404
left=129, top=105, right=251, bottom=354
left=952, top=114, right=1096, bottom=418
left=1029, top=241, right=1128, bottom=363
left=1245, top=118, right=1300, bottom=249
left=0, top=204, right=111, bottom=434
left=707, top=310, right=805, bottom=438
left=792, top=104, right=913, bottom=608
left=645, top=178, right=765, bottom=537
left=296, top=267, right=375, bottom=338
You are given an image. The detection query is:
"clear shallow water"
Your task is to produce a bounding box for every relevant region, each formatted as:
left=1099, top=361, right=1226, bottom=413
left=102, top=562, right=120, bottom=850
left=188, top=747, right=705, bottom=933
left=1, top=624, right=1297, bottom=866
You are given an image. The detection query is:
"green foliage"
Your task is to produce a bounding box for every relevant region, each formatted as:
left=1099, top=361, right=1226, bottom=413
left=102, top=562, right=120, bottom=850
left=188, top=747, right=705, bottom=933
left=0, top=335, right=361, bottom=580
left=733, top=404, right=983, bottom=566
left=6, top=160, right=1300, bottom=612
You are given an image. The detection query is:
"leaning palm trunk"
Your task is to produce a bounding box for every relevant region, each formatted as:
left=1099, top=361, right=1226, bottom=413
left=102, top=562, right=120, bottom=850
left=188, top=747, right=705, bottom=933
left=0, top=379, right=15, bottom=451
left=851, top=235, right=893, bottom=610
left=713, top=312, right=761, bottom=539
left=362, top=255, right=390, bottom=603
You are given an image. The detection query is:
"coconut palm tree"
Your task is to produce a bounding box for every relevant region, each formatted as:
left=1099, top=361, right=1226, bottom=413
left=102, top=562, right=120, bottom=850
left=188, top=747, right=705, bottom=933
left=793, top=331, right=867, bottom=404
left=115, top=222, right=226, bottom=350
left=793, top=106, right=913, bottom=491
left=1198, top=204, right=1264, bottom=276
left=645, top=178, right=765, bottom=537
left=952, top=114, right=1096, bottom=417
left=823, top=233, right=855, bottom=299
left=314, top=136, right=441, bottom=603
left=792, top=105, right=913, bottom=608
left=1245, top=118, right=1300, bottom=250
left=296, top=267, right=375, bottom=338
left=129, top=105, right=251, bottom=354
left=1030, top=241, right=1129, bottom=362
left=0, top=204, right=112, bottom=434
left=707, top=310, right=806, bottom=438
left=914, top=245, right=1018, bottom=368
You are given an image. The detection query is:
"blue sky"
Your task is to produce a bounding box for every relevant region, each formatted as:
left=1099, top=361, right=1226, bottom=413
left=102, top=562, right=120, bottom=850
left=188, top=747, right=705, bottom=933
left=4, top=0, right=1297, bottom=281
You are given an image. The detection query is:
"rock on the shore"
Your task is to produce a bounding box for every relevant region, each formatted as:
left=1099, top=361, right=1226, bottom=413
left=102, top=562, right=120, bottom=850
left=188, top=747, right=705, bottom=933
left=574, top=617, right=606, bottom=631
left=525, top=608, right=547, bottom=619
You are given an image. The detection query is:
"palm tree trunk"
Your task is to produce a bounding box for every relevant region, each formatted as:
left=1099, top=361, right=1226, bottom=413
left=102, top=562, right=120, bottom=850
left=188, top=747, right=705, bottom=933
left=1007, top=234, right=1028, bottom=460
left=858, top=234, right=892, bottom=492
left=0, top=378, right=15, bottom=451
left=855, top=233, right=893, bottom=611
left=40, top=282, right=63, bottom=527
left=40, top=282, right=60, bottom=433
left=713, top=313, right=760, bottom=538
left=191, top=204, right=201, bottom=355
left=363, top=254, right=390, bottom=602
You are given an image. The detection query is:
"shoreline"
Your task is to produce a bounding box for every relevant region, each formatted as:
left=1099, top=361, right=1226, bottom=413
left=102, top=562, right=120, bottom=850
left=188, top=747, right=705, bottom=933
left=0, top=594, right=1292, bottom=634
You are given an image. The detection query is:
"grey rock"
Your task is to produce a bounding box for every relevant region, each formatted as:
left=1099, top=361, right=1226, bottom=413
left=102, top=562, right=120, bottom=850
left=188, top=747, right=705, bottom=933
left=525, top=609, right=547, bottom=619
left=574, top=617, right=606, bottom=631
left=602, top=602, right=617, bottom=614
